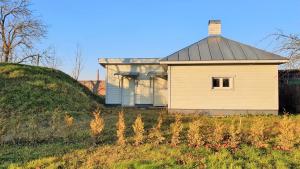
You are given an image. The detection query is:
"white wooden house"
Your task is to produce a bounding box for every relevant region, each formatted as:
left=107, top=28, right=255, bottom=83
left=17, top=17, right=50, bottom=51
left=99, top=20, right=288, bottom=115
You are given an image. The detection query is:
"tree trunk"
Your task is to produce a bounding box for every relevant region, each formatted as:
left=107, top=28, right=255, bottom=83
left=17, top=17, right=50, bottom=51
left=3, top=51, right=9, bottom=62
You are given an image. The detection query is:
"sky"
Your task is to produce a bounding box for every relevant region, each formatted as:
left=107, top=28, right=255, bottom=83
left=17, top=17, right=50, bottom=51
left=31, top=0, right=300, bottom=80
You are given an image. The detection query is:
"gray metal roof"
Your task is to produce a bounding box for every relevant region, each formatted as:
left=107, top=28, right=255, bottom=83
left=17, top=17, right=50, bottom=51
left=160, top=36, right=287, bottom=62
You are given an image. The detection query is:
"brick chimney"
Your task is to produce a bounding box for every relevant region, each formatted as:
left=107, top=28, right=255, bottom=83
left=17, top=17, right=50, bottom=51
left=208, top=20, right=221, bottom=36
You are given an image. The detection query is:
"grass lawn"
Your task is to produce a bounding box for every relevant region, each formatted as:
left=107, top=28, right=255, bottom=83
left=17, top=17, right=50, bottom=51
left=1, top=108, right=300, bottom=169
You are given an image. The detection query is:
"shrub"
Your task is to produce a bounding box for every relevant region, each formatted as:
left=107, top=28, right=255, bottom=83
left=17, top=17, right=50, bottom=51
left=227, top=118, right=242, bottom=149
left=187, top=119, right=204, bottom=147
left=90, top=111, right=105, bottom=143
left=276, top=115, right=298, bottom=150
left=249, top=117, right=268, bottom=148
left=170, top=114, right=183, bottom=147
left=116, top=111, right=126, bottom=145
left=0, top=117, right=7, bottom=144
left=27, top=116, right=39, bottom=144
left=148, top=113, right=165, bottom=145
left=49, top=110, right=62, bottom=140
left=64, top=114, right=74, bottom=128
left=132, top=114, right=144, bottom=146
left=11, top=114, right=21, bottom=144
left=64, top=114, right=75, bottom=142
left=208, top=121, right=225, bottom=150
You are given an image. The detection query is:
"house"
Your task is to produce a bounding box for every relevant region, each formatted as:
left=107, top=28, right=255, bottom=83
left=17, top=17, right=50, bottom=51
left=99, top=20, right=288, bottom=115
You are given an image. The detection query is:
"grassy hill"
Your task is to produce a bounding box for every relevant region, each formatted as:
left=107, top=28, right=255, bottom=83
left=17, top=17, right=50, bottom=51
left=0, top=63, right=103, bottom=147
left=0, top=63, right=102, bottom=115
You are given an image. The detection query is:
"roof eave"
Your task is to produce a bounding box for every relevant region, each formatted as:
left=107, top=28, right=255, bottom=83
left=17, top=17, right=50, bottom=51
left=159, top=59, right=289, bottom=65
left=98, top=58, right=160, bottom=67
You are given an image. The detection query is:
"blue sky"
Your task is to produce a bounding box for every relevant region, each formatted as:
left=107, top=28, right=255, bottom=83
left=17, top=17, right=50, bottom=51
left=31, top=0, right=300, bottom=80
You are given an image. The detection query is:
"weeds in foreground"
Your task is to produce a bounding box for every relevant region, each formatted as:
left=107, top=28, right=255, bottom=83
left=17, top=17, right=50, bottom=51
left=90, top=111, right=104, bottom=144
left=170, top=114, right=183, bottom=147
left=132, top=114, right=144, bottom=146
left=148, top=113, right=165, bottom=145
left=116, top=111, right=126, bottom=145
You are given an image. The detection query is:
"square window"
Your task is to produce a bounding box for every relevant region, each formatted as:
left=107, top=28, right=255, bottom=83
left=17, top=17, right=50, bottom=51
left=212, top=77, right=233, bottom=89
left=212, top=78, right=220, bottom=88
left=223, top=78, right=230, bottom=87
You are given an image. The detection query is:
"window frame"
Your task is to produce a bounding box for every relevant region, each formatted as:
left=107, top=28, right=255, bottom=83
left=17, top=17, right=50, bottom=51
left=211, top=77, right=233, bottom=89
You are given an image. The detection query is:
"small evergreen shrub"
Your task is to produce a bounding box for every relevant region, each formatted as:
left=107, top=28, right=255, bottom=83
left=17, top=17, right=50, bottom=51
left=170, top=114, right=183, bottom=147
left=187, top=119, right=204, bottom=147
left=208, top=121, right=225, bottom=150
left=227, top=118, right=242, bottom=149
left=132, top=114, right=144, bottom=146
left=27, top=116, right=39, bottom=144
left=116, top=111, right=126, bottom=145
left=148, top=113, right=165, bottom=145
left=249, top=117, right=268, bottom=148
left=11, top=114, right=21, bottom=144
left=49, top=110, right=62, bottom=140
left=276, top=115, right=298, bottom=150
left=0, top=117, right=7, bottom=144
left=90, top=111, right=105, bottom=144
left=64, top=114, right=75, bottom=142
left=64, top=114, right=74, bottom=128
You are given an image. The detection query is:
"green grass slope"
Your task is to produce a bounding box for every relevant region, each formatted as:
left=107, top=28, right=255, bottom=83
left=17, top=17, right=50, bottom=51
left=0, top=63, right=102, bottom=114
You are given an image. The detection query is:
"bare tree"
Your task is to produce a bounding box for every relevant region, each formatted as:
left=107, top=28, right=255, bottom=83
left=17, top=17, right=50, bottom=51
left=271, top=30, right=300, bottom=69
left=71, top=44, right=84, bottom=80
left=0, top=0, right=47, bottom=63
left=43, top=46, right=62, bottom=69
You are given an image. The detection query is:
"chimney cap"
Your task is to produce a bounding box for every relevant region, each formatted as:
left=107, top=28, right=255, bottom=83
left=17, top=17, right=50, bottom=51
left=208, top=20, right=221, bottom=24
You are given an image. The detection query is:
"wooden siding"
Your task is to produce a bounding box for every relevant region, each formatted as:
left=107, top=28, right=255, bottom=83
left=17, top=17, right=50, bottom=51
left=168, top=65, right=278, bottom=110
